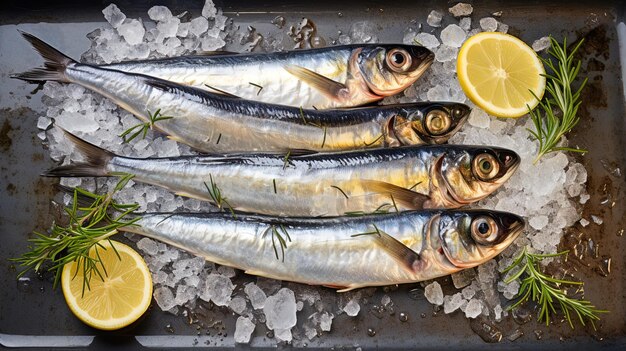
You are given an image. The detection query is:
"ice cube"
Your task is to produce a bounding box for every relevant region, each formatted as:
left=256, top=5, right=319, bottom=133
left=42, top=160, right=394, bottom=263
left=343, top=298, right=360, bottom=316
left=274, top=328, right=292, bottom=342
left=479, top=17, right=498, bottom=32
left=244, top=283, right=267, bottom=309
left=154, top=286, right=176, bottom=311
left=579, top=218, right=590, bottom=227
left=319, top=312, right=333, bottom=332
left=465, top=299, right=483, bottom=318
left=217, top=265, right=236, bottom=278
left=427, top=85, right=451, bottom=101
left=189, top=17, right=209, bottom=36
left=37, top=116, right=52, bottom=130
left=229, top=297, right=247, bottom=315
left=55, top=112, right=99, bottom=133
left=451, top=269, right=476, bottom=289
left=200, top=273, right=235, bottom=306
left=435, top=45, right=458, bottom=62
left=449, top=3, right=473, bottom=17
left=459, top=17, right=472, bottom=31
left=102, top=4, right=126, bottom=29
left=497, top=23, right=509, bottom=34
left=529, top=215, right=549, bottom=230
left=440, top=24, right=466, bottom=48
left=443, top=293, right=465, bottom=314
left=263, top=288, right=297, bottom=330
left=118, top=19, right=145, bottom=45
left=532, top=36, right=551, bottom=52
left=350, top=21, right=377, bottom=43
left=148, top=6, right=172, bottom=22
left=426, top=10, right=443, bottom=27
left=424, top=281, right=444, bottom=305
left=157, top=17, right=180, bottom=39
left=202, top=0, right=217, bottom=18
left=414, top=33, right=440, bottom=49
left=234, top=316, right=255, bottom=344
left=137, top=237, right=159, bottom=255
left=591, top=215, right=603, bottom=225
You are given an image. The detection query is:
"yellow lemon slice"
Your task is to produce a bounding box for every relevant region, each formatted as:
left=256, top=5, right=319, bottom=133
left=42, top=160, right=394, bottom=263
left=61, top=240, right=152, bottom=330
left=457, top=32, right=546, bottom=118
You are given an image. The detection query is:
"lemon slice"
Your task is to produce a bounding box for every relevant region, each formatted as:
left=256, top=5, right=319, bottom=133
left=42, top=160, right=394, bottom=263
left=61, top=240, right=152, bottom=330
left=457, top=32, right=546, bottom=118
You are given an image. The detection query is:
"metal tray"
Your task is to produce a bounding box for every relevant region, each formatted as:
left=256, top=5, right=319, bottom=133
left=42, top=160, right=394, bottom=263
left=1, top=0, right=625, bottom=349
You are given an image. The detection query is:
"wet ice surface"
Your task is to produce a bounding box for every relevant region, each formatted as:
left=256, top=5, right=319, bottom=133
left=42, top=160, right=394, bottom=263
left=36, top=0, right=591, bottom=344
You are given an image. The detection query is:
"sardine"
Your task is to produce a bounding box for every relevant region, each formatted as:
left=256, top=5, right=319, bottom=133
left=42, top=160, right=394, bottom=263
left=122, top=209, right=524, bottom=290
left=100, top=42, right=435, bottom=109
left=46, top=132, right=520, bottom=216
left=13, top=33, right=459, bottom=153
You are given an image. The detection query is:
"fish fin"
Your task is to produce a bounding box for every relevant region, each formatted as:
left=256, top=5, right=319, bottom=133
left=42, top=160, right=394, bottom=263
left=174, top=191, right=207, bottom=201
left=360, top=180, right=430, bottom=209
left=11, top=31, right=75, bottom=83
left=243, top=269, right=276, bottom=279
left=42, top=129, right=114, bottom=177
left=284, top=65, right=347, bottom=98
left=203, top=84, right=241, bottom=99
left=167, top=135, right=183, bottom=143
left=285, top=148, right=318, bottom=157
left=194, top=50, right=238, bottom=56
left=370, top=228, right=421, bottom=274
left=323, top=284, right=350, bottom=291
left=143, top=78, right=177, bottom=93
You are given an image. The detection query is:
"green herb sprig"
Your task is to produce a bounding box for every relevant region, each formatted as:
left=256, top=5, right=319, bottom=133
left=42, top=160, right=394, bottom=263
left=528, top=36, right=587, bottom=163
left=263, top=225, right=292, bottom=262
left=120, top=109, right=173, bottom=143
left=503, top=246, right=607, bottom=328
left=204, top=174, right=235, bottom=217
left=12, top=174, right=139, bottom=296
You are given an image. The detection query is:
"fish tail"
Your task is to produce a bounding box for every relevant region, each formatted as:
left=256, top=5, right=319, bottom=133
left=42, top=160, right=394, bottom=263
left=42, top=130, right=114, bottom=177
left=11, top=31, right=75, bottom=83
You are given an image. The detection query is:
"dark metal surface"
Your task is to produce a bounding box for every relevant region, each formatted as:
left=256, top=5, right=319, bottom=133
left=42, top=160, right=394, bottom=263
left=1, top=0, right=625, bottom=349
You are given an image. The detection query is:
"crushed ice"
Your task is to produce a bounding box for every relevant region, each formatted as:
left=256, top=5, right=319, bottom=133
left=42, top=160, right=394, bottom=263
left=37, top=0, right=591, bottom=341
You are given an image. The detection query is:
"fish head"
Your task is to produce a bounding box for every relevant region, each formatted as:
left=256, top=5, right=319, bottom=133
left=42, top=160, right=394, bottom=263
left=394, top=102, right=470, bottom=144
left=437, top=210, right=524, bottom=268
left=357, top=45, right=434, bottom=97
left=436, top=146, right=520, bottom=206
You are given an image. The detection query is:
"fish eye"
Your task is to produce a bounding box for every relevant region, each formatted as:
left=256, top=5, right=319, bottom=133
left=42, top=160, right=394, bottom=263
left=425, top=109, right=451, bottom=135
left=452, top=107, right=465, bottom=119
left=386, top=49, right=413, bottom=73
left=470, top=216, right=499, bottom=244
left=472, top=153, right=500, bottom=181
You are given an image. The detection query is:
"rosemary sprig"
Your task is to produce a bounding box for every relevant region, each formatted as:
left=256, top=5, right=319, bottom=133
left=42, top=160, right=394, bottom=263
left=249, top=82, right=263, bottom=95
left=120, top=109, right=174, bottom=143
left=351, top=224, right=383, bottom=238
left=503, top=246, right=607, bottom=328
left=262, top=225, right=292, bottom=262
left=344, top=203, right=394, bottom=217
left=528, top=36, right=587, bottom=163
left=12, top=174, right=140, bottom=296
left=204, top=174, right=235, bottom=216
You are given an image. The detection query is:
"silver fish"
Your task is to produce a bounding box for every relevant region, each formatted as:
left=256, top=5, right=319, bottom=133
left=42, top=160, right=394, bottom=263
left=13, top=33, right=459, bottom=153
left=100, top=44, right=435, bottom=109
left=123, top=209, right=524, bottom=290
left=46, top=133, right=521, bottom=217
